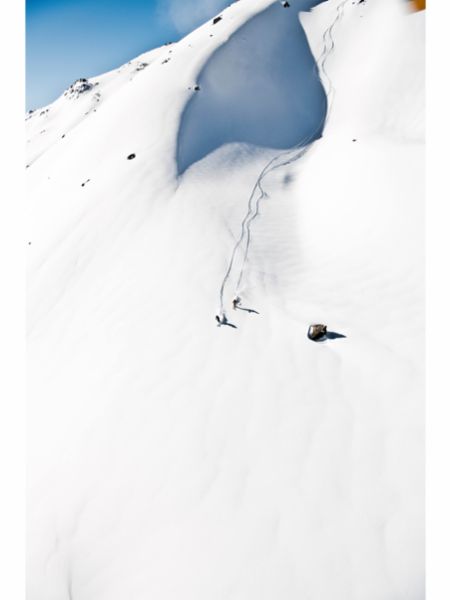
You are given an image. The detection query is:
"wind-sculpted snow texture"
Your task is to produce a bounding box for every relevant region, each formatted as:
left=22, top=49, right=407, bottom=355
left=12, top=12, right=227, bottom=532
left=27, top=1, right=424, bottom=599
left=217, top=0, right=349, bottom=313
left=176, top=0, right=327, bottom=174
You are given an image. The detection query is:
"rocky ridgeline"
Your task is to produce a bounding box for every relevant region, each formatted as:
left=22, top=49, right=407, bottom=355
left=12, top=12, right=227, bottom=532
left=64, top=78, right=96, bottom=99
left=134, top=62, right=148, bottom=73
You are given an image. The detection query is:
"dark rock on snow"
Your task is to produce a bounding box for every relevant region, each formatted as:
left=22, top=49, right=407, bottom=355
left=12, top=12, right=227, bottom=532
left=307, top=324, right=328, bottom=341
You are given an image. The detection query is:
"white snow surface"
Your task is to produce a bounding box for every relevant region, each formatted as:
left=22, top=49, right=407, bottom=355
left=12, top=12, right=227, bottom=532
left=27, top=1, right=424, bottom=599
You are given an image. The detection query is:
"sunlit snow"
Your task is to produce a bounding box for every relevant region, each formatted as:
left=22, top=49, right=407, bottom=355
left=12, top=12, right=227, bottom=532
left=27, top=1, right=424, bottom=599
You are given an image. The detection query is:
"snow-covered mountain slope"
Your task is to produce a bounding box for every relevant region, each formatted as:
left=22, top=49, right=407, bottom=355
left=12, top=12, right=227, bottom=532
left=27, top=1, right=424, bottom=599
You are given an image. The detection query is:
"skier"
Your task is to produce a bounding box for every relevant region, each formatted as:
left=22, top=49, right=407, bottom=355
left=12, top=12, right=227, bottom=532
left=232, top=296, right=241, bottom=310
left=215, top=312, right=237, bottom=328
left=231, top=296, right=260, bottom=315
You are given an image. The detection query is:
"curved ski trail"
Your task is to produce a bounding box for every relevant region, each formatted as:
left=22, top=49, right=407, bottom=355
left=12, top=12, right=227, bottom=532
left=218, top=0, right=349, bottom=316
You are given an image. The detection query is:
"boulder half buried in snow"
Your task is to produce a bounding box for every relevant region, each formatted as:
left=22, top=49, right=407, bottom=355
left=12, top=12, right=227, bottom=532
left=307, top=323, right=327, bottom=341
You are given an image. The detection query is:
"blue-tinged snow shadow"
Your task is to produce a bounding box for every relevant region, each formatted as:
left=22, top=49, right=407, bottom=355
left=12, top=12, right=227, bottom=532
left=177, top=0, right=327, bottom=175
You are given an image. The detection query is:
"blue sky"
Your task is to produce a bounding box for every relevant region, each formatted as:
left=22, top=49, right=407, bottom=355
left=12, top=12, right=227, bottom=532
left=26, top=0, right=228, bottom=110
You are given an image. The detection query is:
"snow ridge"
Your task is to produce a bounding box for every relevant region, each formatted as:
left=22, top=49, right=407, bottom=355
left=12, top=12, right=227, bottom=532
left=176, top=0, right=327, bottom=174
left=218, top=0, right=350, bottom=315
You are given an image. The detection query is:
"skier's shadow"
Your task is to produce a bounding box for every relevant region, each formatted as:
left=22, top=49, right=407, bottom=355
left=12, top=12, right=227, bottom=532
left=236, top=306, right=260, bottom=315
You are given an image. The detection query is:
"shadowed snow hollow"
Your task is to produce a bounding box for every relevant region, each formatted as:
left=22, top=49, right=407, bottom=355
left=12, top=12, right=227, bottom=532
left=177, top=0, right=327, bottom=174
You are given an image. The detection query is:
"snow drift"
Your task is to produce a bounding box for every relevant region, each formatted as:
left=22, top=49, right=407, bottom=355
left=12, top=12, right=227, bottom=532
left=177, top=0, right=327, bottom=173
left=26, top=1, right=424, bottom=599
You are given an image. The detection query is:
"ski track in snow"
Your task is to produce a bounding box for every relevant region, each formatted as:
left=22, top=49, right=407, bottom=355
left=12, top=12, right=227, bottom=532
left=219, top=0, right=350, bottom=315
left=26, top=1, right=424, bottom=599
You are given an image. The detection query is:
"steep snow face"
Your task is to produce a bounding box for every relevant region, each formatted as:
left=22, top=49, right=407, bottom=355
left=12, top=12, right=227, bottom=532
left=27, top=1, right=424, bottom=599
left=177, top=0, right=327, bottom=173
